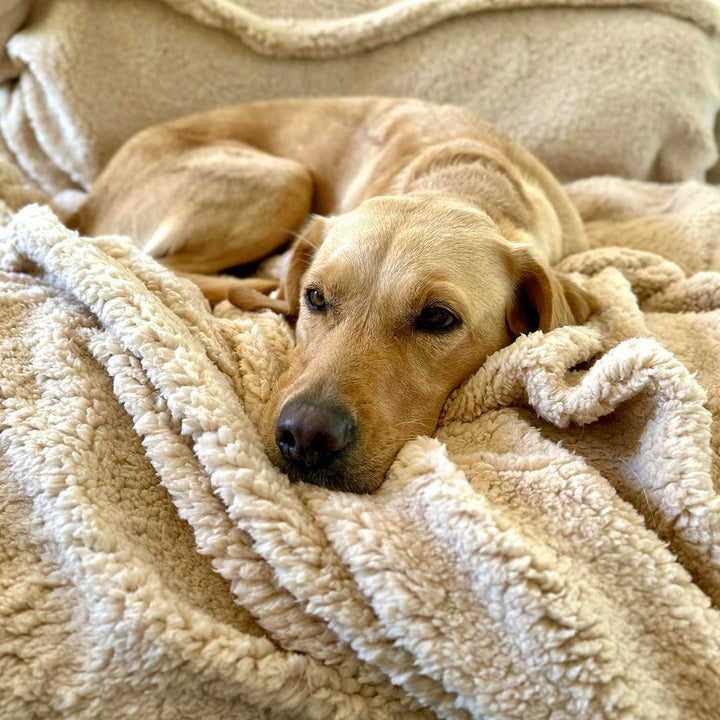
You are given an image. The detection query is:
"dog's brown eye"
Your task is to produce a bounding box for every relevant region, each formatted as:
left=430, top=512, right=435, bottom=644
left=416, top=305, right=460, bottom=332
left=305, top=287, right=326, bottom=312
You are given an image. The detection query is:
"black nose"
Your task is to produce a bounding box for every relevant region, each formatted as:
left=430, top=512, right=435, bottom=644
left=275, top=398, right=355, bottom=471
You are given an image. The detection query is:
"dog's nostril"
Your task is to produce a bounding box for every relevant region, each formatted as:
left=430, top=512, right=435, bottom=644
left=275, top=398, right=354, bottom=472
left=278, top=429, right=296, bottom=450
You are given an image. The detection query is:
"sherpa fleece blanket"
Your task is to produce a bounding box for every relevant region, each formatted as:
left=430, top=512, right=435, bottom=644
left=2, top=0, right=720, bottom=199
left=3, top=162, right=720, bottom=719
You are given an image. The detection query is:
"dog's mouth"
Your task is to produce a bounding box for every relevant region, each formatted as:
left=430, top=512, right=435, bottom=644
left=267, top=433, right=389, bottom=494
left=282, top=462, right=372, bottom=493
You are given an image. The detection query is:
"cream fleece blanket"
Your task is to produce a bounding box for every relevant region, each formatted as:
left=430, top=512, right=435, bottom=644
left=2, top=161, right=720, bottom=719
left=2, top=0, right=720, bottom=200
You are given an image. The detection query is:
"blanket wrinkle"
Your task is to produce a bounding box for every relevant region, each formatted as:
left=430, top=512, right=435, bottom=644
left=444, top=233, right=720, bottom=604
left=643, top=272, right=720, bottom=312
left=158, top=0, right=720, bottom=58
left=91, top=340, right=416, bottom=714
left=320, top=432, right=708, bottom=719
left=0, top=289, right=279, bottom=716
left=565, top=178, right=720, bottom=273
left=92, top=339, right=301, bottom=644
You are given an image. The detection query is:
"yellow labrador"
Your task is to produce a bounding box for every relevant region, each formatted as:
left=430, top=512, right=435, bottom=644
left=77, top=97, right=593, bottom=493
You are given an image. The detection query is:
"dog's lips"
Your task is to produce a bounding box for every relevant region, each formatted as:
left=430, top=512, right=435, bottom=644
left=265, top=431, right=387, bottom=493
left=283, top=461, right=377, bottom=494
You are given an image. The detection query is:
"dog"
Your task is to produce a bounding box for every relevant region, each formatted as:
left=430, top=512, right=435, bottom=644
left=76, top=97, right=593, bottom=493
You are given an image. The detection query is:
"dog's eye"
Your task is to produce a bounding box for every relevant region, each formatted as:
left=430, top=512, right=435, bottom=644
left=305, top=287, right=327, bottom=312
left=416, top=305, right=460, bottom=332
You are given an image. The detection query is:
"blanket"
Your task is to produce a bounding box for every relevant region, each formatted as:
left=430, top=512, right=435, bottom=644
left=1, top=0, right=720, bottom=199
left=2, top=163, right=720, bottom=719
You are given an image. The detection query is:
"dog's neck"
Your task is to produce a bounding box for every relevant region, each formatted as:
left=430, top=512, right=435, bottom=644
left=395, top=141, right=536, bottom=235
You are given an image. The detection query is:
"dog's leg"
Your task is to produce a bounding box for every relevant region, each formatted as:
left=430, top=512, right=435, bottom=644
left=172, top=271, right=286, bottom=311
left=79, top=127, right=314, bottom=304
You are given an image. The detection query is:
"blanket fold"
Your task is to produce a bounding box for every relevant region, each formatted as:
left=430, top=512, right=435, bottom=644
left=158, top=0, right=720, bottom=58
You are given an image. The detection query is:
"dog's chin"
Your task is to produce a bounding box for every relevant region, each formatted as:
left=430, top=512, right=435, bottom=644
left=281, top=461, right=383, bottom=494
left=261, top=442, right=384, bottom=493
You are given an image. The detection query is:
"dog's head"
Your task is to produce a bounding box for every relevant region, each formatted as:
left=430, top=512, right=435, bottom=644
left=259, top=194, right=592, bottom=492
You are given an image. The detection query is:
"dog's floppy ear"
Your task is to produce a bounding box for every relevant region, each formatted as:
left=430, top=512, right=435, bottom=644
left=505, top=244, right=595, bottom=338
left=276, top=215, right=326, bottom=319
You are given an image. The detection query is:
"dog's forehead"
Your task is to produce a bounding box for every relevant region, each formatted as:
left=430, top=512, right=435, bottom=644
left=305, top=197, right=515, bottom=325
left=317, top=196, right=503, bottom=277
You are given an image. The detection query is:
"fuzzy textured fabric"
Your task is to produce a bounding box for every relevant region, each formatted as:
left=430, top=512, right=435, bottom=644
left=2, top=1, right=720, bottom=717
left=2, top=158, right=720, bottom=718
left=1, top=0, right=720, bottom=198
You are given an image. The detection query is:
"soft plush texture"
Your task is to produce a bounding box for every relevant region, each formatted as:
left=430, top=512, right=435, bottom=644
left=2, top=158, right=720, bottom=720
left=2, top=1, right=720, bottom=718
left=2, top=0, right=720, bottom=199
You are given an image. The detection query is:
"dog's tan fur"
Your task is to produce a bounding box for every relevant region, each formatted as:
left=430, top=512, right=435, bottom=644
left=77, top=97, right=593, bottom=492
